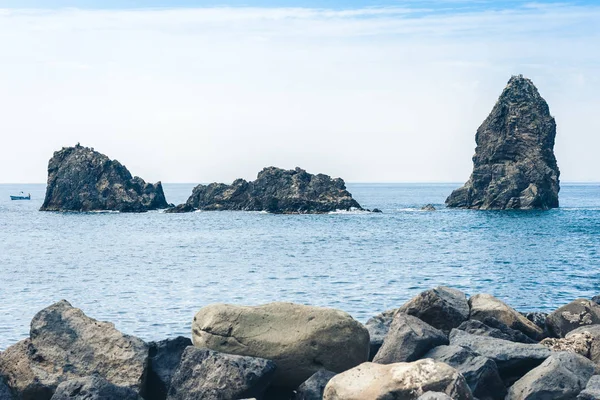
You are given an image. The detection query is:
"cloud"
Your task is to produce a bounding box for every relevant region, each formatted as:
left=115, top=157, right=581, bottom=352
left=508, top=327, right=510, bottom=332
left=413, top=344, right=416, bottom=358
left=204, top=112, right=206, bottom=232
left=0, top=3, right=598, bottom=183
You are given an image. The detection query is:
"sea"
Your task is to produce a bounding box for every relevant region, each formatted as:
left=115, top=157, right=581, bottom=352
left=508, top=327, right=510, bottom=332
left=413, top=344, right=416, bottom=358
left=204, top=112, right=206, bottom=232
left=1, top=183, right=599, bottom=350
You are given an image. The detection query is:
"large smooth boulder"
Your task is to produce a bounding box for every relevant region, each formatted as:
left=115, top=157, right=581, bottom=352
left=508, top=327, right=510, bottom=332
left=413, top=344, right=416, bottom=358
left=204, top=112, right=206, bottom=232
left=40, top=144, right=169, bottom=212
left=449, top=329, right=551, bottom=382
left=0, top=300, right=148, bottom=400
left=568, top=325, right=600, bottom=364
left=546, top=299, right=600, bottom=338
left=365, top=309, right=397, bottom=360
left=468, top=294, right=543, bottom=340
left=424, top=345, right=506, bottom=400
left=507, top=352, right=596, bottom=400
left=372, top=313, right=448, bottom=364
left=397, top=287, right=469, bottom=332
left=50, top=376, right=139, bottom=400
left=322, top=359, right=473, bottom=399
left=191, top=302, right=369, bottom=388
left=167, top=347, right=275, bottom=400
left=146, top=337, right=193, bottom=400
left=166, top=167, right=362, bottom=213
left=578, top=375, right=600, bottom=400
left=293, top=370, right=336, bottom=400
left=446, top=75, right=560, bottom=210
left=457, top=318, right=536, bottom=344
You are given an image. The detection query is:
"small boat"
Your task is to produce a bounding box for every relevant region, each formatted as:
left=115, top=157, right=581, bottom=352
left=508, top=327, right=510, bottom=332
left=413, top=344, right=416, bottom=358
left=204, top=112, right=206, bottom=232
left=10, top=192, right=31, bottom=200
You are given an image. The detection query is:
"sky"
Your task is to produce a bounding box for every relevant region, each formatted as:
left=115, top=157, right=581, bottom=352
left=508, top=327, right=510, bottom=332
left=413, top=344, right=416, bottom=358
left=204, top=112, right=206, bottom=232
left=0, top=1, right=599, bottom=183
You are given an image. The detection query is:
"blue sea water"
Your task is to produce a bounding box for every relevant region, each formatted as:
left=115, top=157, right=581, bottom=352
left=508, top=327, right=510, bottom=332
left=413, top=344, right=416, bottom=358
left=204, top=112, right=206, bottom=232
left=0, top=183, right=599, bottom=350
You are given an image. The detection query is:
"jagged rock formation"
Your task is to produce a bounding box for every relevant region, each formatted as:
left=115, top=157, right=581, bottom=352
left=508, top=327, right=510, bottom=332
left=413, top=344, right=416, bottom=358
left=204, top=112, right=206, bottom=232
left=446, top=75, right=560, bottom=210
left=166, top=167, right=362, bottom=214
left=40, top=144, right=169, bottom=212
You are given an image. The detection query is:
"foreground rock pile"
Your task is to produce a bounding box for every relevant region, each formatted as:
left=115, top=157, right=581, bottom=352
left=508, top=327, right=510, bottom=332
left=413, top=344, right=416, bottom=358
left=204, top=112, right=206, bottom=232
left=166, top=167, right=362, bottom=214
left=3, top=288, right=600, bottom=399
left=40, top=144, right=169, bottom=212
left=446, top=75, right=560, bottom=210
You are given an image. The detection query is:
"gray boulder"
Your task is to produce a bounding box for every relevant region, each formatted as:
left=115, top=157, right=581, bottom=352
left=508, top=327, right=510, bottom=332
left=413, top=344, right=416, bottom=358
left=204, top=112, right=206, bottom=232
left=446, top=75, right=560, bottom=210
left=578, top=375, right=600, bottom=400
left=449, top=329, right=551, bottom=382
left=40, top=144, right=168, bottom=212
left=546, top=299, right=600, bottom=338
left=507, top=352, right=596, bottom=400
left=364, top=309, right=397, bottom=360
left=418, top=393, right=452, bottom=400
left=192, top=302, right=369, bottom=389
left=457, top=318, right=536, bottom=343
left=323, top=359, right=473, bottom=399
left=540, top=332, right=593, bottom=358
left=398, top=286, right=469, bottom=332
left=0, top=300, right=148, bottom=400
left=166, top=167, right=362, bottom=214
left=568, top=325, right=600, bottom=364
left=166, top=347, right=276, bottom=400
left=372, top=313, right=448, bottom=364
left=146, top=337, right=193, bottom=400
left=424, top=345, right=506, bottom=400
left=523, top=312, right=548, bottom=330
left=294, top=370, right=336, bottom=400
left=50, top=376, right=140, bottom=400
left=468, top=294, right=543, bottom=340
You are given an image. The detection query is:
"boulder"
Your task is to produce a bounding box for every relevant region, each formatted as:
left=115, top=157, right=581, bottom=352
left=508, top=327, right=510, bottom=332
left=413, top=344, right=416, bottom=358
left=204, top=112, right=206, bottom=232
left=167, top=347, right=275, bottom=400
left=50, top=376, right=140, bottom=400
left=191, top=302, right=369, bottom=388
left=364, top=309, right=397, bottom=360
left=457, top=318, right=536, bottom=343
left=294, top=370, right=336, bottom=400
left=418, top=393, right=452, bottom=400
left=371, top=208, right=383, bottom=213
left=398, top=286, right=469, bottom=332
left=0, top=376, right=13, bottom=400
left=507, top=352, right=596, bottom=400
left=421, top=204, right=436, bottom=211
left=523, top=312, right=548, bottom=330
left=578, top=375, right=600, bottom=400
left=424, top=345, right=506, bottom=400
left=446, top=75, right=560, bottom=210
left=568, top=325, right=600, bottom=364
left=593, top=296, right=600, bottom=306
left=146, top=336, right=193, bottom=400
left=372, top=313, right=448, bottom=364
left=0, top=300, right=148, bottom=399
left=40, top=144, right=168, bottom=212
left=322, top=359, right=473, bottom=399
left=546, top=299, right=600, bottom=338
left=540, top=332, right=593, bottom=357
left=468, top=293, right=543, bottom=340
left=166, top=167, right=362, bottom=213
left=449, top=329, right=551, bottom=382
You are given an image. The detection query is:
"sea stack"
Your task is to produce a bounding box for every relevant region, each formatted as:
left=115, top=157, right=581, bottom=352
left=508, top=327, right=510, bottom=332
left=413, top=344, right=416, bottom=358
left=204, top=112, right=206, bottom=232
left=40, top=144, right=169, bottom=212
left=446, top=75, right=560, bottom=210
left=166, top=166, right=362, bottom=213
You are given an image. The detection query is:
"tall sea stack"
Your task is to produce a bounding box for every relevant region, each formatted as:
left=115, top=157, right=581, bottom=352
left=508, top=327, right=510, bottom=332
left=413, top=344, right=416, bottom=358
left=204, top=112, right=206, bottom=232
left=40, top=144, right=169, bottom=212
left=446, top=75, right=560, bottom=210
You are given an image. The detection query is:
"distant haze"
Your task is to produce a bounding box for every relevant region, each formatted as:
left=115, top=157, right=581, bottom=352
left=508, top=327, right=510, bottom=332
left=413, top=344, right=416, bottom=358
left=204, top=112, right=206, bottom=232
left=1, top=3, right=599, bottom=183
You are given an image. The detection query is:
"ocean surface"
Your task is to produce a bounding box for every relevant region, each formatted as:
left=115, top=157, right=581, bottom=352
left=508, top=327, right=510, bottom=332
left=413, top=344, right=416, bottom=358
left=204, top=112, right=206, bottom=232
left=1, top=183, right=599, bottom=350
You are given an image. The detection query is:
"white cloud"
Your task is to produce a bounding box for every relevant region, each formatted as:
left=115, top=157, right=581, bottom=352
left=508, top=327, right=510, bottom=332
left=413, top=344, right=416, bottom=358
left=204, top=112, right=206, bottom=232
left=0, top=4, right=598, bottom=183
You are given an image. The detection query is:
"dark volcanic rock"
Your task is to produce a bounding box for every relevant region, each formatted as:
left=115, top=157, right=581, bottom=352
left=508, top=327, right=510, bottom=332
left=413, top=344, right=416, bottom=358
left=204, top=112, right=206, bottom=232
left=449, top=329, right=551, bottom=383
left=40, top=144, right=169, bottom=212
left=365, top=309, right=397, bottom=360
left=546, top=299, right=600, bottom=338
left=507, top=352, right=595, bottom=400
left=523, top=312, right=548, bottom=330
left=421, top=204, right=436, bottom=211
left=293, top=369, right=336, bottom=400
left=372, top=313, right=448, bottom=364
left=0, top=300, right=148, bottom=400
left=146, top=337, right=193, bottom=400
left=0, top=376, right=13, bottom=400
left=166, top=167, right=362, bottom=214
left=50, top=376, right=140, bottom=400
left=579, top=375, right=600, bottom=400
left=166, top=347, right=276, bottom=400
left=446, top=75, right=560, bottom=210
left=398, top=286, right=469, bottom=333
left=424, top=345, right=506, bottom=400
left=457, top=318, right=536, bottom=344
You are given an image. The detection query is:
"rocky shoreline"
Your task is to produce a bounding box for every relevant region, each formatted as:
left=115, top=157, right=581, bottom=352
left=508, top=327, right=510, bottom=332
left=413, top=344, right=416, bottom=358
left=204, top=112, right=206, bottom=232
left=2, top=287, right=600, bottom=399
